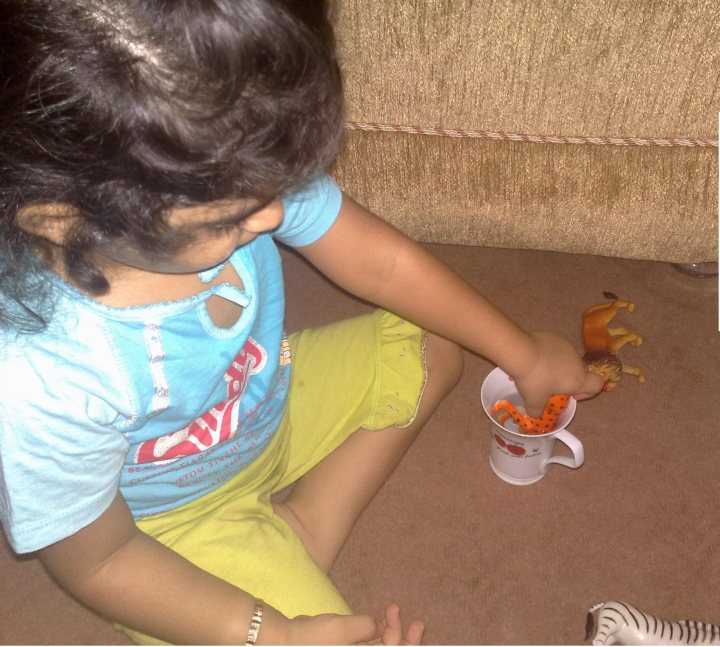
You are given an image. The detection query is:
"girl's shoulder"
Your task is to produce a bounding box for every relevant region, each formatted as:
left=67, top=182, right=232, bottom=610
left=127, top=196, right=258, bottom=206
left=275, top=174, right=343, bottom=247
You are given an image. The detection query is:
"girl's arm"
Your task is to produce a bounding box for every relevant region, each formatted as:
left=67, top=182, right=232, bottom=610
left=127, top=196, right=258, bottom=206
left=297, top=194, right=603, bottom=414
left=39, top=493, right=378, bottom=645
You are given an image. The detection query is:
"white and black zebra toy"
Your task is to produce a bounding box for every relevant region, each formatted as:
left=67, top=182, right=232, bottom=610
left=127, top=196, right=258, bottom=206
left=586, top=601, right=720, bottom=645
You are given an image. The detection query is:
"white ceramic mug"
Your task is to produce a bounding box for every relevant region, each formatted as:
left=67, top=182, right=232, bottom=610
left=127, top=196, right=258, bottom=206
left=480, top=367, right=584, bottom=485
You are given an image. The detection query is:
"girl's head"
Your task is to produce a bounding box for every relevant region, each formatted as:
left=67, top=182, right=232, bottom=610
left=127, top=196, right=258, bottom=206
left=0, top=0, right=343, bottom=331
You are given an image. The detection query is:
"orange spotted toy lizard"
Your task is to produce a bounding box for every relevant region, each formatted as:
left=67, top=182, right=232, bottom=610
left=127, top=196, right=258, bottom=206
left=492, top=292, right=645, bottom=435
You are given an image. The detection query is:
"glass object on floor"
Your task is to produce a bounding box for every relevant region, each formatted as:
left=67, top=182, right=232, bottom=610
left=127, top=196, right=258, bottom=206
left=672, top=262, right=718, bottom=278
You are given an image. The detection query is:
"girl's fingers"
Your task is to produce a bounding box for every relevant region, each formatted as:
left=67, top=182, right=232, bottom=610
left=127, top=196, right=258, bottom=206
left=378, top=604, right=425, bottom=645
left=404, top=619, right=426, bottom=645
left=573, top=371, right=606, bottom=400
left=381, top=603, right=403, bottom=644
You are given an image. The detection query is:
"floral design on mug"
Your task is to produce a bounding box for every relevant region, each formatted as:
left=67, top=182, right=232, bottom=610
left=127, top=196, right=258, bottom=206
left=494, top=433, right=526, bottom=456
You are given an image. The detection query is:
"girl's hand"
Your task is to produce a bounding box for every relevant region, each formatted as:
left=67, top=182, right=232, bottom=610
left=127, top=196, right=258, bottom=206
left=512, top=331, right=605, bottom=416
left=284, top=604, right=424, bottom=645
left=373, top=603, right=425, bottom=645
left=285, top=612, right=378, bottom=645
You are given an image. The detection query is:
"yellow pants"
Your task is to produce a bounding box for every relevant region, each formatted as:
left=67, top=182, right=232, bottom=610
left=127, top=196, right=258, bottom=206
left=123, top=311, right=426, bottom=644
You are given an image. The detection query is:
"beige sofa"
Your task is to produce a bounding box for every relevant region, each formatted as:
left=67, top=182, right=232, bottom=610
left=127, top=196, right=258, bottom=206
left=329, top=0, right=718, bottom=263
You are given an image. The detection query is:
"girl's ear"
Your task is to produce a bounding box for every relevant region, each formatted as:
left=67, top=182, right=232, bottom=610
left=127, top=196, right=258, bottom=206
left=15, top=203, right=77, bottom=245
left=241, top=201, right=284, bottom=234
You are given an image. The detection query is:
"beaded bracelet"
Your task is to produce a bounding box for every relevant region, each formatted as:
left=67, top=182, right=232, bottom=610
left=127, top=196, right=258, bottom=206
left=245, top=599, right=264, bottom=646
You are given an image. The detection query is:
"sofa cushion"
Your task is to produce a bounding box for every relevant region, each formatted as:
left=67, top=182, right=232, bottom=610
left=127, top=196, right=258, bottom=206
left=330, top=0, right=718, bottom=262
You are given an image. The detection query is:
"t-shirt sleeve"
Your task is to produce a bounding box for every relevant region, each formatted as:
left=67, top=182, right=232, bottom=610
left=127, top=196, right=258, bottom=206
left=274, top=173, right=343, bottom=247
left=0, top=350, right=128, bottom=554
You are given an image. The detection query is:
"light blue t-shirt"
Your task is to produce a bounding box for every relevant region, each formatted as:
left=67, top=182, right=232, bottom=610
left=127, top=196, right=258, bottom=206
left=0, top=174, right=343, bottom=554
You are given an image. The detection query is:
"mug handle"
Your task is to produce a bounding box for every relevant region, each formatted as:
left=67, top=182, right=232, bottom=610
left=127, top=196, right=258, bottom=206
left=541, top=429, right=585, bottom=473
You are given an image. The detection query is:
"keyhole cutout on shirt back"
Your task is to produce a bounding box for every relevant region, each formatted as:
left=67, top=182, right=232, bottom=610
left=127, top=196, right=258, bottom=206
left=205, top=263, right=246, bottom=328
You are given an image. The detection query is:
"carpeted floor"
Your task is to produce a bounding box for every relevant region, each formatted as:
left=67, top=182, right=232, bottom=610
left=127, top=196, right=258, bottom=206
left=1, top=243, right=718, bottom=645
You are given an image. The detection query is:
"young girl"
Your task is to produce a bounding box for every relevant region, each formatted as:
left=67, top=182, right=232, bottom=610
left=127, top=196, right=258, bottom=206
left=0, top=1, right=603, bottom=644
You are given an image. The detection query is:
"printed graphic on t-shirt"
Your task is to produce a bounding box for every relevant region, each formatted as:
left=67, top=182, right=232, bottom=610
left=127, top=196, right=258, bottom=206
left=133, top=337, right=267, bottom=465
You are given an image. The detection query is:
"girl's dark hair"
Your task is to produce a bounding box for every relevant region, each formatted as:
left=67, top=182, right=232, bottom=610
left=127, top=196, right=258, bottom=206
left=0, top=0, right=344, bottom=332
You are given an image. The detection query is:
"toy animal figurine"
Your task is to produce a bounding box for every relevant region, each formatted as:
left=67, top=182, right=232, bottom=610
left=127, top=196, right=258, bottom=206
left=586, top=600, right=720, bottom=645
left=582, top=292, right=644, bottom=391
left=492, top=394, right=570, bottom=434
left=492, top=292, right=644, bottom=434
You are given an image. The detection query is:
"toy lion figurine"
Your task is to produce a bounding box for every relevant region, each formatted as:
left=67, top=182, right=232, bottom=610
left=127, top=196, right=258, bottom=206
left=492, top=292, right=645, bottom=434
left=582, top=291, right=644, bottom=391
